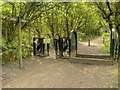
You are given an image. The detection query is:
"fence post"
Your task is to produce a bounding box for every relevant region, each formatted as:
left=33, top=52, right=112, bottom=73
left=88, top=39, right=90, bottom=46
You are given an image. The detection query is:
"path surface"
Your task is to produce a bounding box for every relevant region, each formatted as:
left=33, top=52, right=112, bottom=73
left=78, top=37, right=106, bottom=54
left=2, top=37, right=118, bottom=88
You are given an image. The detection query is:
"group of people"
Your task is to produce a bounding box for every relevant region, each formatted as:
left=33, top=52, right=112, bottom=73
left=36, top=37, right=50, bottom=56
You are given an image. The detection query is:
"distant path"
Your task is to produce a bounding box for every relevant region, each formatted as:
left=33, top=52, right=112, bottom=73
left=78, top=37, right=107, bottom=55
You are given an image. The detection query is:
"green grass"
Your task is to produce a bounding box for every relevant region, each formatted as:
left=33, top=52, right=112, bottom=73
left=100, top=32, right=110, bottom=54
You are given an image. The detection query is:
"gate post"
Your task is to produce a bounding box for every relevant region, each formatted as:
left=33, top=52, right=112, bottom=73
left=68, top=31, right=77, bottom=58
left=54, top=39, right=58, bottom=58
left=59, top=37, right=63, bottom=58
left=69, top=38, right=71, bottom=58
left=110, top=28, right=115, bottom=59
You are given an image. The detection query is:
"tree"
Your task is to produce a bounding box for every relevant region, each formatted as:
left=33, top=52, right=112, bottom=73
left=94, top=2, right=120, bottom=59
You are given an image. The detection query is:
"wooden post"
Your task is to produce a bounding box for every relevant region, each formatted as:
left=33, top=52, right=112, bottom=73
left=18, top=18, right=22, bottom=69
left=88, top=39, right=90, bottom=46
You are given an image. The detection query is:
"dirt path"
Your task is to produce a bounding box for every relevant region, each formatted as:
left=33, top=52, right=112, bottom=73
left=78, top=37, right=106, bottom=55
left=2, top=37, right=118, bottom=88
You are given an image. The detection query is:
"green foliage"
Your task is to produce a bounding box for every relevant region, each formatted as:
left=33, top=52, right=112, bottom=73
left=100, top=32, right=110, bottom=53
left=2, top=37, right=18, bottom=64
left=2, top=2, right=118, bottom=64
left=77, top=32, right=86, bottom=41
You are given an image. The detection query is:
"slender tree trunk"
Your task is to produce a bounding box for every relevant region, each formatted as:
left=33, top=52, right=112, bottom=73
left=66, top=14, right=69, bottom=37
left=66, top=18, right=69, bottom=37
left=65, top=3, right=69, bottom=38
left=51, top=11, right=54, bottom=39
left=18, top=18, right=22, bottom=69
left=56, top=18, right=59, bottom=36
left=39, top=17, right=42, bottom=38
left=18, top=2, right=22, bottom=69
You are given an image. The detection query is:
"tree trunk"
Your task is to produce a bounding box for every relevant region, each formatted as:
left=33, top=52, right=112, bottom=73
left=66, top=18, right=69, bottom=37
left=51, top=9, right=54, bottom=39
left=18, top=18, right=22, bottom=69
left=65, top=3, right=69, bottom=38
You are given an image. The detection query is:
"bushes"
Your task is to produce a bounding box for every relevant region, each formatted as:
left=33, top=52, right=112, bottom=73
left=100, top=32, right=110, bottom=53
left=77, top=32, right=98, bottom=42
left=2, top=38, right=18, bottom=64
